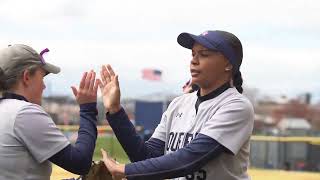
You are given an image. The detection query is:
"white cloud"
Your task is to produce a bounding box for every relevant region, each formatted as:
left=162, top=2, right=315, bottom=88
left=1, top=0, right=319, bottom=31
left=243, top=45, right=320, bottom=96
left=0, top=0, right=319, bottom=100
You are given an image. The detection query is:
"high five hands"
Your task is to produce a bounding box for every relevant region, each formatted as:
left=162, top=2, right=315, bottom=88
left=73, top=65, right=124, bottom=179
left=71, top=65, right=121, bottom=113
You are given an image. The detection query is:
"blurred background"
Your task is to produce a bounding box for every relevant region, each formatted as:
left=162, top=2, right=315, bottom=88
left=1, top=0, right=320, bottom=179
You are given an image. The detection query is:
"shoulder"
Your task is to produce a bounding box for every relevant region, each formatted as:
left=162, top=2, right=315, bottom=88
left=13, top=101, right=55, bottom=137
left=12, top=101, right=51, bottom=123
left=1, top=99, right=46, bottom=114
left=14, top=102, right=56, bottom=134
left=218, top=88, right=254, bottom=115
left=18, top=102, right=48, bottom=115
left=167, top=92, right=197, bottom=110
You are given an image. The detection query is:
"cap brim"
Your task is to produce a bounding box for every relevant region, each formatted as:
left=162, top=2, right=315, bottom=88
left=42, top=63, right=60, bottom=74
left=177, top=32, right=219, bottom=51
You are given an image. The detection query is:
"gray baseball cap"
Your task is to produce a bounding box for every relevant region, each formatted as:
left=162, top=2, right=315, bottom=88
left=0, top=44, right=60, bottom=76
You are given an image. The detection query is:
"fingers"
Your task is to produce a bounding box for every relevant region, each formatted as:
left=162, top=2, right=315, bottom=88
left=71, top=86, right=77, bottom=97
left=97, top=79, right=104, bottom=92
left=84, top=70, right=93, bottom=90
left=89, top=70, right=96, bottom=91
left=100, top=64, right=117, bottom=85
left=101, top=148, right=108, bottom=160
left=103, top=65, right=111, bottom=83
left=79, top=72, right=88, bottom=89
left=80, top=70, right=97, bottom=92
left=101, top=148, right=118, bottom=169
left=106, top=64, right=115, bottom=77
left=76, top=65, right=116, bottom=97
left=101, top=148, right=125, bottom=179
left=100, top=65, right=107, bottom=86
left=115, top=75, right=119, bottom=87
left=94, top=79, right=100, bottom=94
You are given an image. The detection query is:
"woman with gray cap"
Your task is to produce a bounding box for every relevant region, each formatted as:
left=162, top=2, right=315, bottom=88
left=0, top=44, right=100, bottom=180
left=98, top=30, right=254, bottom=180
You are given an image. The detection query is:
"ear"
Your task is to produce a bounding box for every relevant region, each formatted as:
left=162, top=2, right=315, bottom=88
left=225, top=64, right=233, bottom=72
left=21, top=69, right=31, bottom=86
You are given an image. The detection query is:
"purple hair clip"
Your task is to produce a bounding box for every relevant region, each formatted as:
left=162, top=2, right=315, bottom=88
left=39, top=48, right=49, bottom=64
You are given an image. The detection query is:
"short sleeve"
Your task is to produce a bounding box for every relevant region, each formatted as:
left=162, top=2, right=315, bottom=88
left=151, top=110, right=168, bottom=142
left=14, top=104, right=70, bottom=163
left=199, top=99, right=254, bottom=155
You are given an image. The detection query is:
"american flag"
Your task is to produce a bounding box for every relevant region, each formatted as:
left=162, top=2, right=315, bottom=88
left=142, top=68, right=162, bottom=81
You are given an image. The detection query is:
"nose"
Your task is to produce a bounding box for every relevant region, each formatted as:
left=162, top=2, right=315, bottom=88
left=191, top=54, right=199, bottom=65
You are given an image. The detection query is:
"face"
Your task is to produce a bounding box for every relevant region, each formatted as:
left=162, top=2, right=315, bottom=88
left=26, top=68, right=46, bottom=105
left=190, top=43, right=232, bottom=91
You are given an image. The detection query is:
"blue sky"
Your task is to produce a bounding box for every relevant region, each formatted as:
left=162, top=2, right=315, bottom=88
left=1, top=0, right=319, bottom=103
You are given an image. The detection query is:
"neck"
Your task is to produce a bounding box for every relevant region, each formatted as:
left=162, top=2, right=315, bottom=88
left=200, top=79, right=230, bottom=96
left=8, top=85, right=30, bottom=102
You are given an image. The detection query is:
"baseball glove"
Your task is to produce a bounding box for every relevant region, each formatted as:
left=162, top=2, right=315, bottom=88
left=82, top=161, right=113, bottom=180
left=63, top=161, right=113, bottom=180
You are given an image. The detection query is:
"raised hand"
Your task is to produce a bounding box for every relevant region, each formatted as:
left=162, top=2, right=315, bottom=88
left=71, top=70, right=99, bottom=105
left=99, top=64, right=121, bottom=114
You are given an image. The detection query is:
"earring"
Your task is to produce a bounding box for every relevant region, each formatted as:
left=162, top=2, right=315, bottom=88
left=225, top=68, right=231, bottom=71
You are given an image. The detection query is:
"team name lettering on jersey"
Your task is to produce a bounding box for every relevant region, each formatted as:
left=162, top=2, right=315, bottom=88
left=167, top=132, right=199, bottom=151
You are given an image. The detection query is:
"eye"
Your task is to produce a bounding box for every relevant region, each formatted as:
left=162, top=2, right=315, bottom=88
left=199, top=52, right=209, bottom=57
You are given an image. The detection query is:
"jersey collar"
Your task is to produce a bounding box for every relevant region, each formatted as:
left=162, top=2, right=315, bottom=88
left=0, top=92, right=29, bottom=102
left=195, top=82, right=230, bottom=113
left=197, top=82, right=230, bottom=101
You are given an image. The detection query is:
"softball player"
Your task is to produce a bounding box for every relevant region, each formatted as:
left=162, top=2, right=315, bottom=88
left=0, top=44, right=99, bottom=180
left=100, top=30, right=254, bottom=180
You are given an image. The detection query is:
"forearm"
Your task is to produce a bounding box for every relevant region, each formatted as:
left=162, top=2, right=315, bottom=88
left=49, top=102, right=98, bottom=175
left=77, top=103, right=98, bottom=150
left=124, top=134, right=226, bottom=179
left=107, top=108, right=164, bottom=162
left=50, top=144, right=92, bottom=175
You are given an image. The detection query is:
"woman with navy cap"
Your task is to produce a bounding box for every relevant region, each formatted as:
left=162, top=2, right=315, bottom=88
left=99, top=30, right=254, bottom=180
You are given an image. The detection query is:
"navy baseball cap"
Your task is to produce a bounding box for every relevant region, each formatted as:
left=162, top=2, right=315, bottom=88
left=177, top=30, right=243, bottom=70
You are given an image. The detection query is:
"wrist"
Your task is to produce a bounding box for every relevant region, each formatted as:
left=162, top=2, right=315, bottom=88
left=108, top=105, right=121, bottom=114
left=114, top=164, right=125, bottom=178
left=80, top=102, right=98, bottom=113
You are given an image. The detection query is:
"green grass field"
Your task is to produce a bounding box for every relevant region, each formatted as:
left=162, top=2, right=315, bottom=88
left=92, top=135, right=129, bottom=163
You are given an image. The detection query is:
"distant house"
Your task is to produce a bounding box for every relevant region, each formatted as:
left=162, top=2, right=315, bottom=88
left=277, top=117, right=311, bottom=136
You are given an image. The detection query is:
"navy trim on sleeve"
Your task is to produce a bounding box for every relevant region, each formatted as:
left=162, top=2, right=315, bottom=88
left=49, top=102, right=98, bottom=175
left=106, top=108, right=165, bottom=162
left=125, top=133, right=226, bottom=180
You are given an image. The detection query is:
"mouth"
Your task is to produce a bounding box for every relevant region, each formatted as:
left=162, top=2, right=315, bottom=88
left=190, top=69, right=200, bottom=77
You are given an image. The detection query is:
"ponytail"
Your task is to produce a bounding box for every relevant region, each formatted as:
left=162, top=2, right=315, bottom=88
left=233, top=71, right=243, bottom=93
left=0, top=68, right=5, bottom=91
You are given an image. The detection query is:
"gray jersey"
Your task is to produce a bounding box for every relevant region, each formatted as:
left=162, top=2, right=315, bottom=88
left=0, top=99, right=69, bottom=180
left=152, top=88, right=254, bottom=180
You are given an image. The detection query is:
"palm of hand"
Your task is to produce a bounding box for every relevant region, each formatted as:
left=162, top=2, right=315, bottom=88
left=99, top=64, right=121, bottom=113
left=71, top=71, right=99, bottom=105
left=101, top=80, right=120, bottom=111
